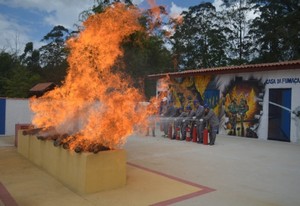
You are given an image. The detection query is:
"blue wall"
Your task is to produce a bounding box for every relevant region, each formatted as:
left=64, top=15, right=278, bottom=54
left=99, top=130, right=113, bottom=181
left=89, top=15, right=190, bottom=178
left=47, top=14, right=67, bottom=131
left=0, top=99, right=6, bottom=134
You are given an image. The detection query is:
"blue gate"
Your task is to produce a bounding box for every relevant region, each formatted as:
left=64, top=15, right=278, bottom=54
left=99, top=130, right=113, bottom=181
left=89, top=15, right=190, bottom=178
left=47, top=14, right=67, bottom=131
left=0, top=99, right=6, bottom=135
left=268, top=89, right=291, bottom=142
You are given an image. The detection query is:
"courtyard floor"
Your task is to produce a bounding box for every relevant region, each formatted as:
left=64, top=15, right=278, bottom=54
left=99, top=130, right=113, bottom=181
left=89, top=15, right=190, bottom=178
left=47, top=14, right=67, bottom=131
left=1, top=129, right=300, bottom=206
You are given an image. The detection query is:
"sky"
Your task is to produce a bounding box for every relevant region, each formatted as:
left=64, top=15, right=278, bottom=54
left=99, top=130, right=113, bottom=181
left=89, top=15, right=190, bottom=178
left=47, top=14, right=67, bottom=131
left=0, top=0, right=219, bottom=53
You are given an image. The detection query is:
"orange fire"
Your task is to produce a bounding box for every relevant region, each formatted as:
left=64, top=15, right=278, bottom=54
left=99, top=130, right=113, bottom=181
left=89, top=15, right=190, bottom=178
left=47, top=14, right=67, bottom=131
left=147, top=0, right=161, bottom=19
left=30, top=3, right=149, bottom=150
left=157, top=77, right=170, bottom=93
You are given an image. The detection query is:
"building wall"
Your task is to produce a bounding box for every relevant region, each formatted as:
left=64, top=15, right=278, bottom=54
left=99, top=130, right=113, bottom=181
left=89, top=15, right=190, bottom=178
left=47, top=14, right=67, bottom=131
left=0, top=98, right=33, bottom=136
left=163, top=69, right=300, bottom=143
left=259, top=70, right=300, bottom=143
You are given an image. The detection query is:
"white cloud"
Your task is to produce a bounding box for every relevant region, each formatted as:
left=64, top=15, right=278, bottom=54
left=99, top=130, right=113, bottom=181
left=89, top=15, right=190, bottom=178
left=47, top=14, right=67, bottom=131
left=0, top=0, right=146, bottom=35
left=212, top=0, right=223, bottom=12
left=0, top=14, right=31, bottom=53
left=0, top=0, right=96, bottom=51
left=132, top=0, right=144, bottom=5
left=169, top=2, right=187, bottom=19
left=212, top=0, right=259, bottom=20
left=0, top=0, right=95, bottom=30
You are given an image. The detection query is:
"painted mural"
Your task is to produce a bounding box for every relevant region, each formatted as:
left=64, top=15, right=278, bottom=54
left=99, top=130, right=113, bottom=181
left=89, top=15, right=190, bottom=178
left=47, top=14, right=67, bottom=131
left=222, top=78, right=264, bottom=138
left=165, top=75, right=264, bottom=138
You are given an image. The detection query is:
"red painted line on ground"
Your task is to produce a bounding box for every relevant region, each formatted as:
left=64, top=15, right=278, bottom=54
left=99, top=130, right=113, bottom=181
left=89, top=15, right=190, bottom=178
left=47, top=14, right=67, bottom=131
left=0, top=182, right=18, bottom=206
left=127, top=162, right=215, bottom=206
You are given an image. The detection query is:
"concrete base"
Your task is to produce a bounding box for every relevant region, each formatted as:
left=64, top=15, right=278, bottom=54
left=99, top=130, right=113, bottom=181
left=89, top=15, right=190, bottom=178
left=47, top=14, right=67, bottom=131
left=14, top=124, right=32, bottom=147
left=17, top=131, right=126, bottom=194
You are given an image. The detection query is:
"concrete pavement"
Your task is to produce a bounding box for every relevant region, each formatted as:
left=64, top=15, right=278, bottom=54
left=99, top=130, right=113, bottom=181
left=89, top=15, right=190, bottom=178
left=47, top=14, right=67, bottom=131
left=1, top=130, right=300, bottom=206
left=125, top=132, right=300, bottom=206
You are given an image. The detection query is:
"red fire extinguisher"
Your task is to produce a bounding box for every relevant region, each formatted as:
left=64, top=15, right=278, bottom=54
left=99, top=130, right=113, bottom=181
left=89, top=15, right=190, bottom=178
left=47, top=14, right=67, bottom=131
left=168, top=123, right=173, bottom=139
left=186, top=125, right=191, bottom=141
left=176, top=126, right=181, bottom=140
left=192, top=122, right=197, bottom=142
left=203, top=128, right=209, bottom=145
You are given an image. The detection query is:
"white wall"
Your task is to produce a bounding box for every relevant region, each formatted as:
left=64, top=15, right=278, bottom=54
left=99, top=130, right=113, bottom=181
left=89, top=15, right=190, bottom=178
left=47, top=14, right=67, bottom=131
left=5, top=99, right=33, bottom=136
left=216, top=70, right=300, bottom=143
left=261, top=70, right=300, bottom=143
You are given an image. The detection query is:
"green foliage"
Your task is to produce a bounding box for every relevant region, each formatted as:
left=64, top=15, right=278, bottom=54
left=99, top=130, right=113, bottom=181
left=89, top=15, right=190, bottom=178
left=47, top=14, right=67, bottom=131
left=20, top=42, right=41, bottom=72
left=0, top=51, right=17, bottom=77
left=79, top=0, right=133, bottom=22
left=220, top=1, right=253, bottom=64
left=171, top=3, right=229, bottom=69
left=79, top=1, right=172, bottom=99
left=171, top=0, right=299, bottom=67
left=249, top=0, right=300, bottom=62
left=38, top=61, right=68, bottom=85
left=0, top=51, right=41, bottom=98
left=0, top=24, right=70, bottom=98
left=1, top=1, right=299, bottom=99
left=117, top=30, right=172, bottom=99
left=39, top=25, right=70, bottom=68
left=3, top=67, right=41, bottom=98
left=0, top=51, right=19, bottom=96
left=36, top=25, right=70, bottom=84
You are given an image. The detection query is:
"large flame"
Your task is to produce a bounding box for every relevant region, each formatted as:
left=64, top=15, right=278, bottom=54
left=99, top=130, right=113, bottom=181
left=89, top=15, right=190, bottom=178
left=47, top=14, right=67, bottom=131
left=157, top=77, right=170, bottom=93
left=30, top=3, right=147, bottom=149
left=147, top=0, right=161, bottom=19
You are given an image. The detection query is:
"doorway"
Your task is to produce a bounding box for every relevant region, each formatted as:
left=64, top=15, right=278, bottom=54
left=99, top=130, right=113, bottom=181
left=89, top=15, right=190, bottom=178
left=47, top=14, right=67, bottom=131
left=268, top=88, right=291, bottom=142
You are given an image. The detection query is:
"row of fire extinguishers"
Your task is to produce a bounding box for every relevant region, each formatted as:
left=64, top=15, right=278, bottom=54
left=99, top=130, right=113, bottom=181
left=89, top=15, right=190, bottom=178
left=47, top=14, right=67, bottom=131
left=161, top=119, right=209, bottom=145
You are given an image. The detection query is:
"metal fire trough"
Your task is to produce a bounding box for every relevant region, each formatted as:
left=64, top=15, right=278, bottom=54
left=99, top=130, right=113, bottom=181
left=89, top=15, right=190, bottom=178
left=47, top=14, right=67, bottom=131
left=17, top=130, right=126, bottom=194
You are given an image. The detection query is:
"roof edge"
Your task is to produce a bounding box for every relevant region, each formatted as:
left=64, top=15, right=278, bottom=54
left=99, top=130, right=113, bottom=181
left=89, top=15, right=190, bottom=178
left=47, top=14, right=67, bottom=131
left=147, top=60, right=300, bottom=79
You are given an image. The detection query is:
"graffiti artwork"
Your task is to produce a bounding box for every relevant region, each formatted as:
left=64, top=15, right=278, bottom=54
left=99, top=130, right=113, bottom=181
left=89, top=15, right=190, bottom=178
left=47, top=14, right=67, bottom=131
left=169, top=75, right=218, bottom=111
left=222, top=78, right=264, bottom=138
left=162, top=75, right=265, bottom=138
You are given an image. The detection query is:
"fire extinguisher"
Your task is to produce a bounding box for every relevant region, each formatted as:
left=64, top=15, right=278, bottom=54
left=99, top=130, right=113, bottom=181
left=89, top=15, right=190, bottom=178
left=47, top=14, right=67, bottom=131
left=203, top=128, right=209, bottom=145
left=186, top=124, right=191, bottom=141
left=192, top=122, right=197, bottom=142
left=168, top=123, right=173, bottom=139
left=176, top=126, right=181, bottom=140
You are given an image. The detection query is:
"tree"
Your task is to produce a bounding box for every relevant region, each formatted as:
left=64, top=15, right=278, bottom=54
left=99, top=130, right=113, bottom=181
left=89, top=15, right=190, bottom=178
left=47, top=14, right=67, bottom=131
left=38, top=25, right=70, bottom=84
left=120, top=5, right=172, bottom=98
left=249, top=0, right=300, bottom=63
left=79, top=0, right=133, bottom=22
left=0, top=51, right=17, bottom=77
left=220, top=0, right=253, bottom=64
left=171, top=3, right=229, bottom=70
left=119, top=30, right=172, bottom=97
left=20, top=42, right=41, bottom=72
left=3, top=67, right=40, bottom=98
left=78, top=1, right=172, bottom=99
left=39, top=25, right=70, bottom=68
left=0, top=51, right=41, bottom=98
left=0, top=51, right=18, bottom=96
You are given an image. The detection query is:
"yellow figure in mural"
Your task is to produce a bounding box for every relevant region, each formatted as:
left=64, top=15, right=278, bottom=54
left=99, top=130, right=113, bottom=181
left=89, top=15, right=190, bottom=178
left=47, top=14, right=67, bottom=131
left=194, top=75, right=211, bottom=97
left=169, top=85, right=181, bottom=108
left=170, top=77, right=197, bottom=110
left=228, top=98, right=239, bottom=135
left=246, top=88, right=257, bottom=118
left=181, top=77, right=194, bottom=88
